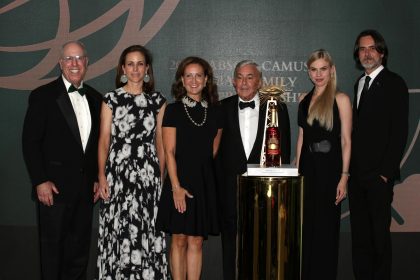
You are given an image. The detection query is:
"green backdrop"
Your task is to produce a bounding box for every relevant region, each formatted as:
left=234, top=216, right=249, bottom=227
left=1, top=0, right=419, bottom=279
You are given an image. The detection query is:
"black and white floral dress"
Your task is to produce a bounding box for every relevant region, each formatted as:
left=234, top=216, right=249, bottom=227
left=97, top=88, right=170, bottom=280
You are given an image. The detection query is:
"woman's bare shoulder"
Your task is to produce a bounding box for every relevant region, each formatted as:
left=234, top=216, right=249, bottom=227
left=298, top=92, right=308, bottom=103
left=336, top=92, right=351, bottom=103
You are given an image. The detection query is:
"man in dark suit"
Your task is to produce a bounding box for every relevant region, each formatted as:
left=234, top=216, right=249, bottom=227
left=22, top=41, right=102, bottom=280
left=349, top=30, right=409, bottom=280
left=217, top=60, right=291, bottom=279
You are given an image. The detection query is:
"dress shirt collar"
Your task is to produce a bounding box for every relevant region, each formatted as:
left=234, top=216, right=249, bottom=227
left=238, top=93, right=260, bottom=110
left=364, top=65, right=384, bottom=83
left=62, top=75, right=84, bottom=92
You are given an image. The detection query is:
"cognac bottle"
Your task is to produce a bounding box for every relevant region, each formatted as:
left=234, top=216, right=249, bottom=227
left=265, top=103, right=281, bottom=167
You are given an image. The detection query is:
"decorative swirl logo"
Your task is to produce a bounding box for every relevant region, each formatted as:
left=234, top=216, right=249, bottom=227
left=0, top=0, right=180, bottom=90
left=390, top=117, right=420, bottom=232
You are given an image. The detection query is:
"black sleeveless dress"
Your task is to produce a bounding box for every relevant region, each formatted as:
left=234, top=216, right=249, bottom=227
left=156, top=98, right=221, bottom=238
left=298, top=89, right=342, bottom=280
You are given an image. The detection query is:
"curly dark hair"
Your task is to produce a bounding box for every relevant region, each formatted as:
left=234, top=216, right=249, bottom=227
left=115, top=45, right=155, bottom=92
left=172, top=56, right=218, bottom=105
left=353, top=29, right=388, bottom=69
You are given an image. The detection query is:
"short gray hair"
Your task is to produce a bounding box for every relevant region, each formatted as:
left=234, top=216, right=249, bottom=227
left=234, top=60, right=262, bottom=78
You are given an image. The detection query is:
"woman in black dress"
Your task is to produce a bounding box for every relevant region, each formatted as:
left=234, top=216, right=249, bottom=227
left=296, top=49, right=352, bottom=279
left=156, top=57, right=222, bottom=280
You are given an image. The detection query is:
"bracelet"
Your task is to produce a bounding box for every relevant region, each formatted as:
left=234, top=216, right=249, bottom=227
left=342, top=172, right=350, bottom=177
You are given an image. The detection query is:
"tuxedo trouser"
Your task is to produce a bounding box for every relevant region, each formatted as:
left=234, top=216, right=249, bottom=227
left=348, top=175, right=394, bottom=280
left=220, top=175, right=238, bottom=280
left=38, top=199, right=93, bottom=280
left=221, top=222, right=236, bottom=280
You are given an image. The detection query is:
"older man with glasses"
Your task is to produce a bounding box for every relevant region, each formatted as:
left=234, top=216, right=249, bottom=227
left=22, top=40, right=103, bottom=280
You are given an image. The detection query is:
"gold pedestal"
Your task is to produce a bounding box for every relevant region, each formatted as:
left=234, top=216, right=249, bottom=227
left=237, top=176, right=304, bottom=280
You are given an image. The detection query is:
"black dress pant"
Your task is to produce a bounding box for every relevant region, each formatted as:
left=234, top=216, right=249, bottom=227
left=220, top=219, right=236, bottom=280
left=219, top=174, right=237, bottom=280
left=349, top=175, right=394, bottom=280
left=38, top=199, right=93, bottom=280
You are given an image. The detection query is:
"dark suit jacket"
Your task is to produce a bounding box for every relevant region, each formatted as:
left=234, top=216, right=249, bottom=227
left=351, top=68, right=409, bottom=181
left=216, top=94, right=291, bottom=217
left=22, top=77, right=102, bottom=203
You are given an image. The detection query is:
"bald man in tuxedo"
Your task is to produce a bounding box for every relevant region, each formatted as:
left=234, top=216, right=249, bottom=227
left=22, top=41, right=102, bottom=280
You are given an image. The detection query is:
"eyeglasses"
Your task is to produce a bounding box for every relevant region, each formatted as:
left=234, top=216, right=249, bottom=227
left=61, top=55, right=86, bottom=63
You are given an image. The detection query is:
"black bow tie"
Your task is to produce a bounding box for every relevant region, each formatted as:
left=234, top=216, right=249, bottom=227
left=239, top=100, right=255, bottom=110
left=68, top=84, right=87, bottom=96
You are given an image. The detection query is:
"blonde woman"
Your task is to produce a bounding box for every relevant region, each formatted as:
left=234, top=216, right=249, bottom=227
left=296, top=49, right=352, bottom=280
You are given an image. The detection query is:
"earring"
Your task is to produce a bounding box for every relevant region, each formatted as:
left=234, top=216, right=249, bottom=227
left=120, top=74, right=128, bottom=83
left=143, top=73, right=150, bottom=83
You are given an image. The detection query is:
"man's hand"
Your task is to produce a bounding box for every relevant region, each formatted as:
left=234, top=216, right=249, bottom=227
left=93, top=182, right=100, bottom=203
left=36, top=181, right=59, bottom=206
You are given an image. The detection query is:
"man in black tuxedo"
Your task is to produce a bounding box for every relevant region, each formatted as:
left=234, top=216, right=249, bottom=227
left=349, top=30, right=409, bottom=280
left=22, top=41, right=102, bottom=280
left=217, top=60, right=291, bottom=279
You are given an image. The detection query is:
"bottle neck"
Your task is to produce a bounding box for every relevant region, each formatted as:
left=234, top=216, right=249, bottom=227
left=270, top=108, right=278, bottom=127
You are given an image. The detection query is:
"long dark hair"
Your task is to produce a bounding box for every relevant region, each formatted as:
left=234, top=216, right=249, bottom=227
left=353, top=29, right=388, bottom=68
left=115, top=45, right=155, bottom=93
left=172, top=56, right=218, bottom=105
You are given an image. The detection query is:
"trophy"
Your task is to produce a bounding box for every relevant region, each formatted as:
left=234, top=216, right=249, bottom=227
left=259, top=85, right=285, bottom=167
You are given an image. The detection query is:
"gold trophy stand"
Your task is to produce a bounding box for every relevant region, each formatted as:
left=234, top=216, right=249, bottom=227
left=236, top=175, right=304, bottom=280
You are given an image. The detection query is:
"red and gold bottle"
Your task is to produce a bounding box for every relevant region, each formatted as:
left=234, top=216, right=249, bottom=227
left=265, top=103, right=281, bottom=167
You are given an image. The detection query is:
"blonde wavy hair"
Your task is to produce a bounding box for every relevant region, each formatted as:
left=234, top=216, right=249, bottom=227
left=306, top=49, right=337, bottom=131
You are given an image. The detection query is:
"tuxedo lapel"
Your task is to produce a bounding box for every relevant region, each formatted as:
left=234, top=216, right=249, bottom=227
left=233, top=97, right=248, bottom=159
left=357, top=69, right=386, bottom=114
left=55, top=80, right=83, bottom=149
left=353, top=74, right=363, bottom=111
left=353, top=74, right=364, bottom=125
left=248, top=99, right=266, bottom=163
left=226, top=96, right=248, bottom=162
left=367, top=69, right=386, bottom=96
left=84, top=90, right=100, bottom=153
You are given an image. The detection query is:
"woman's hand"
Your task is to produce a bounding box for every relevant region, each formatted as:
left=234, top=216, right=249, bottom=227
left=172, top=186, right=193, bottom=213
left=98, top=175, right=110, bottom=201
left=335, top=175, right=348, bottom=205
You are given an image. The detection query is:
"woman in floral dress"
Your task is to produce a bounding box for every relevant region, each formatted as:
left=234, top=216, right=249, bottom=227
left=96, top=45, right=169, bottom=279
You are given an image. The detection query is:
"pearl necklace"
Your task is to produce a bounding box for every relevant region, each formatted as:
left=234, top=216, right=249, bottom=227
left=182, top=96, right=208, bottom=127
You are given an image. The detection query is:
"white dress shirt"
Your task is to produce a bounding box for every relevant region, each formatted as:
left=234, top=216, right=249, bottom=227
left=62, top=76, right=91, bottom=152
left=356, top=65, right=384, bottom=108
left=238, top=94, right=260, bottom=159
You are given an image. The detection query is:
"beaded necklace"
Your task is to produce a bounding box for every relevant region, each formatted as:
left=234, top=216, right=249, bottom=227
left=182, top=95, right=208, bottom=127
